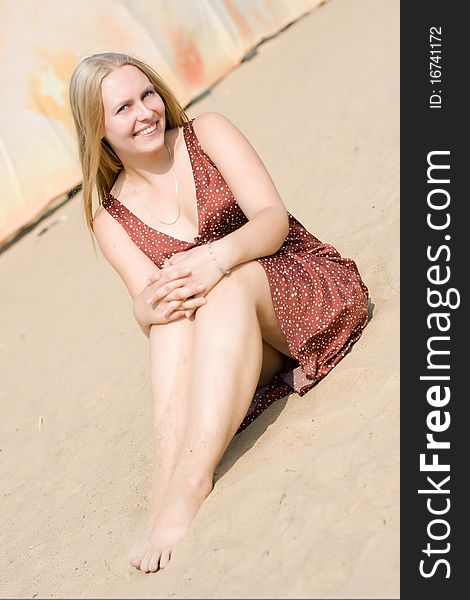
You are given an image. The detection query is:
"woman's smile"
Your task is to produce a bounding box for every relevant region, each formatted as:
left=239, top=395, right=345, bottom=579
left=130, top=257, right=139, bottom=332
left=134, top=121, right=159, bottom=137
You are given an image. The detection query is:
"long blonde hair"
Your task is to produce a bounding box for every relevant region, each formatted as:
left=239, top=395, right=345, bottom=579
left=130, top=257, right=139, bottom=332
left=68, top=52, right=189, bottom=249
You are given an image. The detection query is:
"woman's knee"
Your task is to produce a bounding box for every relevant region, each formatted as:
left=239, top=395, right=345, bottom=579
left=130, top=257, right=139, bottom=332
left=150, top=311, right=195, bottom=343
left=202, top=260, right=265, bottom=306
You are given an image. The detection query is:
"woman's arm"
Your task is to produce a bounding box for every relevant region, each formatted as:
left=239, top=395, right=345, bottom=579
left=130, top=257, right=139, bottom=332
left=191, top=112, right=290, bottom=271
left=92, top=206, right=205, bottom=336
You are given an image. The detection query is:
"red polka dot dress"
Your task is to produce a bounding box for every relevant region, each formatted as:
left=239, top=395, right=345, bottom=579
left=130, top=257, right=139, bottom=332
left=102, top=118, right=370, bottom=435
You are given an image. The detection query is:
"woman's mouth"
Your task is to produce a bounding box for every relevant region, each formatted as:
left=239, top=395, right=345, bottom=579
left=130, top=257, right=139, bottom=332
left=134, top=121, right=158, bottom=137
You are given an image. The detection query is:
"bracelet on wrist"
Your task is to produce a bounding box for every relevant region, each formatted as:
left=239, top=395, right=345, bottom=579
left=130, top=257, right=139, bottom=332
left=207, top=241, right=230, bottom=275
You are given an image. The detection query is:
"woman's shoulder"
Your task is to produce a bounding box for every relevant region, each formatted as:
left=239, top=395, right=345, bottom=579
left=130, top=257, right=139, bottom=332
left=191, top=112, right=246, bottom=159
left=93, top=203, right=107, bottom=222
left=93, top=186, right=120, bottom=228
left=192, top=111, right=234, bottom=136
left=92, top=203, right=112, bottom=235
left=92, top=199, right=130, bottom=250
left=93, top=172, right=126, bottom=219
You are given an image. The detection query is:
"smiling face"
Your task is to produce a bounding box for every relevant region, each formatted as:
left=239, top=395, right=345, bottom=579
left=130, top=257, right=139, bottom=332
left=100, top=64, right=166, bottom=163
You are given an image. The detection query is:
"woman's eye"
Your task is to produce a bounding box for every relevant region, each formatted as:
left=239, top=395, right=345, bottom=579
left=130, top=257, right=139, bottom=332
left=116, top=91, right=154, bottom=113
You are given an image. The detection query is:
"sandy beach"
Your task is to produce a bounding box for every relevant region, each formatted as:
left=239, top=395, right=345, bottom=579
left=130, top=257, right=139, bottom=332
left=0, top=0, right=399, bottom=597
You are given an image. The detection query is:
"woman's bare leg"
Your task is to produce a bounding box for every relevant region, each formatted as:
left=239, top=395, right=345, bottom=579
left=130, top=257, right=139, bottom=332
left=129, top=275, right=287, bottom=569
left=128, top=316, right=195, bottom=565
left=133, top=260, right=291, bottom=573
left=136, top=317, right=284, bottom=509
left=148, top=317, right=196, bottom=500
left=258, top=340, right=286, bottom=386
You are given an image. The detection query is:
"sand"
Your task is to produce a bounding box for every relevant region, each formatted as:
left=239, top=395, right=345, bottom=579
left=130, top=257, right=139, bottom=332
left=0, top=0, right=399, bottom=597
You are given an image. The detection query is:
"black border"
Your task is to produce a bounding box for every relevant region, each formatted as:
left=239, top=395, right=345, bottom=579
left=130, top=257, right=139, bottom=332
left=401, top=2, right=466, bottom=598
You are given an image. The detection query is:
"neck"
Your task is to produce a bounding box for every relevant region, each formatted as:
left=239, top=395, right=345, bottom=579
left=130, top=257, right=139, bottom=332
left=120, top=136, right=180, bottom=226
left=121, top=140, right=172, bottom=189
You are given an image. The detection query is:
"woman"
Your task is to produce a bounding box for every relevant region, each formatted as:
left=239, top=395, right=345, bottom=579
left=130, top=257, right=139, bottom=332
left=68, top=52, right=369, bottom=574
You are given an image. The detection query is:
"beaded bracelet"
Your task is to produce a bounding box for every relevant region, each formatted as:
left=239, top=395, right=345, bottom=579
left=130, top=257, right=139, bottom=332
left=207, top=241, right=231, bottom=275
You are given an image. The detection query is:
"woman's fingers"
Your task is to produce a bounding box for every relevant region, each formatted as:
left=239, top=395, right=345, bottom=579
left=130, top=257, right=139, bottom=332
left=146, top=277, right=187, bottom=304
left=147, top=281, right=205, bottom=305
left=184, top=296, right=207, bottom=309
left=146, top=265, right=191, bottom=287
left=166, top=309, right=186, bottom=322
left=146, top=270, right=162, bottom=286
left=159, top=297, right=204, bottom=322
left=164, top=296, right=206, bottom=318
left=165, top=283, right=206, bottom=303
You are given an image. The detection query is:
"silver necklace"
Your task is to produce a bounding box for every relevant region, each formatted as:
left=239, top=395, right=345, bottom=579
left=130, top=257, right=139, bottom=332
left=126, top=139, right=180, bottom=226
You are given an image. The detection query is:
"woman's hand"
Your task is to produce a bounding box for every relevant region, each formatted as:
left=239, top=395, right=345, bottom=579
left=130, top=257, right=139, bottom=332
left=146, top=243, right=227, bottom=317
left=133, top=264, right=207, bottom=328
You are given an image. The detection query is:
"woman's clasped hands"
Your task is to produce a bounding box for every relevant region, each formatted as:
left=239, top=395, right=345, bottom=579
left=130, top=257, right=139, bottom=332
left=134, top=243, right=226, bottom=327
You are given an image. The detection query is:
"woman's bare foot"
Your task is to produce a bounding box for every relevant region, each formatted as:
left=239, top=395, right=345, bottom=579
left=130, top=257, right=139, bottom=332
left=127, top=473, right=173, bottom=562
left=128, top=476, right=213, bottom=573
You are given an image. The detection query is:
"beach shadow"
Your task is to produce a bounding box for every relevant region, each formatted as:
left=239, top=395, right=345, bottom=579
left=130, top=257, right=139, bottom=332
left=214, top=393, right=291, bottom=483
left=368, top=296, right=375, bottom=322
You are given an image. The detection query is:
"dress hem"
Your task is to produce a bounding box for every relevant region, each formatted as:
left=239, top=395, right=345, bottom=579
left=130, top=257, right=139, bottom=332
left=235, top=313, right=369, bottom=435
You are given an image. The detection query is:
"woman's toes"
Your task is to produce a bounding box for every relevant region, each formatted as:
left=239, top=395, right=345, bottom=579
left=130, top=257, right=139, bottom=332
left=139, top=549, right=153, bottom=573
left=148, top=551, right=161, bottom=573
left=129, top=557, right=141, bottom=569
left=159, top=548, right=171, bottom=570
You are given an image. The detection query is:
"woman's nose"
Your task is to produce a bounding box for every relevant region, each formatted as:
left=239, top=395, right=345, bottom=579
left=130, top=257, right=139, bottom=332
left=136, top=101, right=154, bottom=121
